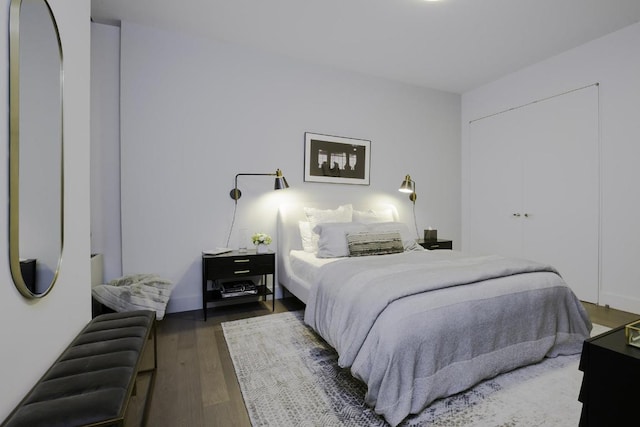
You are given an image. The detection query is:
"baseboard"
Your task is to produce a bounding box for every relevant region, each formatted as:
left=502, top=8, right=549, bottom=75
left=599, top=291, right=640, bottom=316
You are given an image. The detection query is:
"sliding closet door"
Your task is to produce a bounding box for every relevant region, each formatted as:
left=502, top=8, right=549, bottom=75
left=521, top=86, right=599, bottom=302
left=468, top=85, right=599, bottom=303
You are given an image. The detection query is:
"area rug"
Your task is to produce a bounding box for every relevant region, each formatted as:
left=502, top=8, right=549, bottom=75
left=222, top=311, right=607, bottom=426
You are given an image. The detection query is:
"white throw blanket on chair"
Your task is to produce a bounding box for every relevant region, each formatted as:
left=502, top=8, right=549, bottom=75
left=92, top=273, right=175, bottom=320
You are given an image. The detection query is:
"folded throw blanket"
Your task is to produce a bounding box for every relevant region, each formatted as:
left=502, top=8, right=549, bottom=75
left=92, top=274, right=175, bottom=320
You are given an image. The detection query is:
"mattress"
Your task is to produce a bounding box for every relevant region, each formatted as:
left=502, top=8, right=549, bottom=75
left=289, top=249, right=340, bottom=288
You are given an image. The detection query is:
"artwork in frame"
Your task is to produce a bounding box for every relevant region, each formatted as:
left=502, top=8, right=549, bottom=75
left=304, top=132, right=371, bottom=185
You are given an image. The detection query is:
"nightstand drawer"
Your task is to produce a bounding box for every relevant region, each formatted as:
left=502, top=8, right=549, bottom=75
left=417, top=239, right=452, bottom=250
left=209, top=255, right=274, bottom=275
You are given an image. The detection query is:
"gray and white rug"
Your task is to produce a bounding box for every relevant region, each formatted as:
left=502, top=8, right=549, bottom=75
left=222, top=311, right=607, bottom=426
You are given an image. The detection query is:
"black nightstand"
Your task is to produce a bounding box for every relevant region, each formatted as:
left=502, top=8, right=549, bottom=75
left=201, top=250, right=275, bottom=321
left=578, top=322, right=640, bottom=426
left=417, top=239, right=452, bottom=250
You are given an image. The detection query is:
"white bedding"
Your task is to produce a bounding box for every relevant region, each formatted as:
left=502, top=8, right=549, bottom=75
left=277, top=204, right=591, bottom=426
left=304, top=250, right=591, bottom=426
left=289, top=249, right=339, bottom=286
left=277, top=203, right=404, bottom=304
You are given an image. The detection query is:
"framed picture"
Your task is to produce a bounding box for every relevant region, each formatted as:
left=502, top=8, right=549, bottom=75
left=304, top=132, right=371, bottom=185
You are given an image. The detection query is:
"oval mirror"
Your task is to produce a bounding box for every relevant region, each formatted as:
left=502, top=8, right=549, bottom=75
left=9, top=0, right=63, bottom=298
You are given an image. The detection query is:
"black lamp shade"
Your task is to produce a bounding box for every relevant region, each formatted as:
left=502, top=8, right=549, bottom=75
left=274, top=169, right=289, bottom=190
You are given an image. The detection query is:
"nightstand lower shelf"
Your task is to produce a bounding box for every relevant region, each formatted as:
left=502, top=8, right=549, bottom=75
left=206, top=284, right=273, bottom=301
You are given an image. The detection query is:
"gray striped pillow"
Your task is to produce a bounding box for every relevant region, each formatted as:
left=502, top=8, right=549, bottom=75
left=346, top=231, right=404, bottom=257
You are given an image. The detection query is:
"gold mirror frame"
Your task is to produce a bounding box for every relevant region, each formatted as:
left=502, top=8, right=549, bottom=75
left=9, top=0, right=64, bottom=298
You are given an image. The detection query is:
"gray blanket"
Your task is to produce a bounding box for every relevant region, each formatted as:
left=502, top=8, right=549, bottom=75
left=304, top=250, right=591, bottom=426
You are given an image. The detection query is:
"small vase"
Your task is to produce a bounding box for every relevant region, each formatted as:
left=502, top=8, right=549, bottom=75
left=256, top=243, right=269, bottom=254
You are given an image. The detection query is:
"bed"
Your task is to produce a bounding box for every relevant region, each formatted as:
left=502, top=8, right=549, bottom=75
left=277, top=203, right=592, bottom=426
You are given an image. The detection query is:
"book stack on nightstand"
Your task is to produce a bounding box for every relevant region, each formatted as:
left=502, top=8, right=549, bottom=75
left=220, top=281, right=258, bottom=298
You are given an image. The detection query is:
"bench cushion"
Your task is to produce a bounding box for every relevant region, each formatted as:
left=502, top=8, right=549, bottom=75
left=3, top=310, right=155, bottom=427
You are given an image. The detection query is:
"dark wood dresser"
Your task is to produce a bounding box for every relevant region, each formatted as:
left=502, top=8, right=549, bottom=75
left=578, top=321, right=640, bottom=426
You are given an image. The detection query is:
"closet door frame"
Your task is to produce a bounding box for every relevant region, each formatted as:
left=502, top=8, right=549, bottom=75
left=467, top=85, right=600, bottom=303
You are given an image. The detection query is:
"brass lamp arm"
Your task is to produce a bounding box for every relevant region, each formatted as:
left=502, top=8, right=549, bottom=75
left=229, top=169, right=288, bottom=202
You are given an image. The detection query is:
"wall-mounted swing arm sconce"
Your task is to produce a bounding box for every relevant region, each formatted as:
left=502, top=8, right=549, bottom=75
left=225, top=168, right=289, bottom=248
left=229, top=169, right=289, bottom=203
left=399, top=174, right=420, bottom=239
left=398, top=174, right=417, bottom=203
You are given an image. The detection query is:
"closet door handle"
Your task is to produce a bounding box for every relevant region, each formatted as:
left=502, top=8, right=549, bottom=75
left=512, top=213, right=521, bottom=217
left=524, top=213, right=530, bottom=218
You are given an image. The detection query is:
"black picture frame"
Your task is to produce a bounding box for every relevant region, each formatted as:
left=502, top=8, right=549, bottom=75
left=304, top=132, right=371, bottom=185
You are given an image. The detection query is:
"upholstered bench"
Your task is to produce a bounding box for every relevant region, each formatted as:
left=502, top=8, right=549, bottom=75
left=1, top=310, right=157, bottom=427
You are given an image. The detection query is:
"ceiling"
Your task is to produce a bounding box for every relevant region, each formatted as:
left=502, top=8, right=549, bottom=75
left=91, top=0, right=640, bottom=94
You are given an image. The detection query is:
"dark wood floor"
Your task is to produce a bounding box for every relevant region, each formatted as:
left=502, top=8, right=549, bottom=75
left=581, top=301, right=639, bottom=329
left=146, top=298, right=304, bottom=427
left=145, top=298, right=638, bottom=427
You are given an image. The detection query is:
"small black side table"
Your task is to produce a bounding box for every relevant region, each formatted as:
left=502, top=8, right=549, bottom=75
left=201, top=250, right=275, bottom=321
left=578, top=321, right=640, bottom=426
left=417, top=239, right=452, bottom=250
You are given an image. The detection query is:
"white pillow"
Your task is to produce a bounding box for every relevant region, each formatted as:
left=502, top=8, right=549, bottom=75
left=313, top=222, right=367, bottom=258
left=302, top=204, right=353, bottom=252
left=353, top=208, right=396, bottom=223
left=298, top=221, right=315, bottom=252
left=304, top=204, right=353, bottom=225
left=366, top=222, right=421, bottom=251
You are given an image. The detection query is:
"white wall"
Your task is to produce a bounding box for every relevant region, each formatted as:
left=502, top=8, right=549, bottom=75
left=462, top=22, right=640, bottom=314
left=91, top=22, right=122, bottom=281
left=0, top=0, right=91, bottom=420
left=107, top=21, right=461, bottom=314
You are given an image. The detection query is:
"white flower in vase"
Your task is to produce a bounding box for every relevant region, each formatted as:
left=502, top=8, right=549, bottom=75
left=251, top=233, right=272, bottom=253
